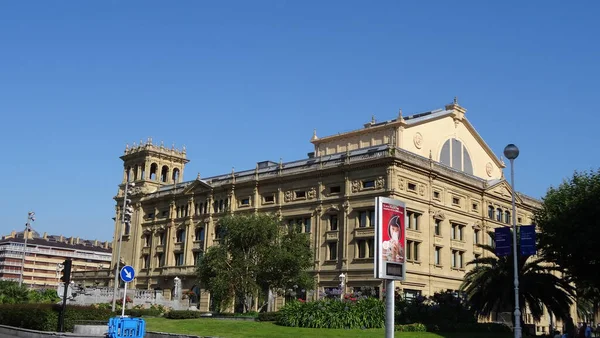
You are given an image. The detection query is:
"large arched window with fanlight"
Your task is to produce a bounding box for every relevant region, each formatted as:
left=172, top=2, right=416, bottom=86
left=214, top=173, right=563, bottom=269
left=439, top=138, right=474, bottom=175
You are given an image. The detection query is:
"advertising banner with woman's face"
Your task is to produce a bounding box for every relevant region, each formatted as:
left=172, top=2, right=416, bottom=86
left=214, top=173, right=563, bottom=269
left=375, top=197, right=406, bottom=280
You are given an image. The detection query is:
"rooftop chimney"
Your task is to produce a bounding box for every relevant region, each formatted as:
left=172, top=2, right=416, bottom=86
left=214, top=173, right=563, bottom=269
left=69, top=237, right=74, bottom=245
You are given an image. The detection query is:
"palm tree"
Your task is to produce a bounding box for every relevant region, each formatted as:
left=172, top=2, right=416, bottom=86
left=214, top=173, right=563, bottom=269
left=460, top=239, right=575, bottom=327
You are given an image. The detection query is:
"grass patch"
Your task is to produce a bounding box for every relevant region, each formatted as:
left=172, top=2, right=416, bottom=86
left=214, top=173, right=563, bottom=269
left=144, top=318, right=512, bottom=338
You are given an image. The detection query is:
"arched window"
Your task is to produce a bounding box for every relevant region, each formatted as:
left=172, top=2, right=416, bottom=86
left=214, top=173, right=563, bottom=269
left=439, top=138, right=474, bottom=175
left=488, top=205, right=494, bottom=219
left=504, top=211, right=511, bottom=224
left=176, top=229, right=185, bottom=243
left=160, top=166, right=169, bottom=183
left=172, top=168, right=180, bottom=183
left=496, top=208, right=503, bottom=222
left=126, top=166, right=132, bottom=182
left=150, top=163, right=158, bottom=180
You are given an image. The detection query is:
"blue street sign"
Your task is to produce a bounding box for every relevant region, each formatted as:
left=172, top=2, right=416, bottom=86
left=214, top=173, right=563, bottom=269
left=520, top=225, right=537, bottom=256
left=120, top=265, right=135, bottom=283
left=494, top=227, right=512, bottom=257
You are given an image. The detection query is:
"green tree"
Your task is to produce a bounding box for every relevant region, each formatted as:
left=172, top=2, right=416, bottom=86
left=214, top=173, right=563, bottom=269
left=460, top=239, right=575, bottom=327
left=534, top=169, right=600, bottom=289
left=0, top=280, right=30, bottom=304
left=197, top=213, right=313, bottom=313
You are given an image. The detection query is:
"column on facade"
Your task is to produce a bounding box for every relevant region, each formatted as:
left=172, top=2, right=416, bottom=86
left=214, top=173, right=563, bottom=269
left=130, top=203, right=142, bottom=276
left=184, top=197, right=194, bottom=266
left=342, top=201, right=350, bottom=267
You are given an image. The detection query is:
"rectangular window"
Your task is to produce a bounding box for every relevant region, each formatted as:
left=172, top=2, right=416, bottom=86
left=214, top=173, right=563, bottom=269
left=408, top=182, right=417, bottom=191
left=287, top=217, right=312, bottom=233
left=368, top=238, right=374, bottom=258
left=496, top=208, right=503, bottom=222
left=359, top=210, right=375, bottom=228
left=404, top=289, right=422, bottom=302
left=240, top=198, right=250, bottom=206
left=328, top=242, right=338, bottom=260
left=295, top=191, right=306, bottom=199
left=474, top=229, right=480, bottom=244
left=159, top=233, right=166, bottom=245
left=434, top=219, right=442, bottom=236
left=176, top=230, right=185, bottom=243
left=488, top=206, right=494, bottom=219
left=329, top=186, right=341, bottom=194
left=406, top=240, right=420, bottom=261
left=504, top=211, right=511, bottom=224
left=362, top=180, right=375, bottom=188
left=433, top=191, right=441, bottom=200
left=434, top=246, right=441, bottom=265
left=329, top=215, right=338, bottom=231
left=452, top=197, right=460, bottom=205
left=193, top=252, right=203, bottom=266
left=472, top=203, right=478, bottom=212
left=144, top=235, right=152, bottom=247
left=407, top=211, right=421, bottom=231
left=195, top=228, right=205, bottom=241
left=142, top=255, right=149, bottom=269
left=263, top=195, right=275, bottom=203
left=451, top=223, right=464, bottom=241
left=175, top=253, right=184, bottom=266
left=157, top=253, right=165, bottom=267
left=146, top=213, right=154, bottom=220
left=452, top=250, right=464, bottom=268
left=357, top=240, right=367, bottom=258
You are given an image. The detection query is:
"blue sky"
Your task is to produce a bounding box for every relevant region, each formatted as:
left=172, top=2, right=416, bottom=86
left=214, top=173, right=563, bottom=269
left=1, top=1, right=598, bottom=241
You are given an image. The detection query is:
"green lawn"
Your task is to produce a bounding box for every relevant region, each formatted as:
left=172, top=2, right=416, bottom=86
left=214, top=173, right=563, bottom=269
left=144, top=318, right=512, bottom=338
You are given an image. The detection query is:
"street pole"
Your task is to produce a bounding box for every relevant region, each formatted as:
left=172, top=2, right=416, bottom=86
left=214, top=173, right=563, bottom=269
left=111, top=181, right=133, bottom=312
left=385, top=279, right=395, bottom=338
left=18, top=211, right=35, bottom=287
left=504, top=144, right=521, bottom=338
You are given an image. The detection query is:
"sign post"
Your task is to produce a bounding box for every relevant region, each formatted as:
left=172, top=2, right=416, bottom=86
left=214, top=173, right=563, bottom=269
left=375, top=197, right=407, bottom=338
left=119, top=265, right=135, bottom=317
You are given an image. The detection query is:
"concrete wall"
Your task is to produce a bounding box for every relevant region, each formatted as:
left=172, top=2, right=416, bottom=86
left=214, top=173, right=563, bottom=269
left=0, top=324, right=104, bottom=338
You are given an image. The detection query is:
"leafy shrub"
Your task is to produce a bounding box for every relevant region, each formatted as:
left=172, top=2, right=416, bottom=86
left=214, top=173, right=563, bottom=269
left=395, top=289, right=477, bottom=327
left=125, top=308, right=163, bottom=317
left=0, top=304, right=111, bottom=332
left=213, top=311, right=258, bottom=318
left=257, top=312, right=279, bottom=322
left=277, top=297, right=384, bottom=329
left=395, top=323, right=427, bottom=332
left=164, top=310, right=203, bottom=319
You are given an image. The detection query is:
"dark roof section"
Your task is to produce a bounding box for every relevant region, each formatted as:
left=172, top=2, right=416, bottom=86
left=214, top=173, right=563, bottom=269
left=0, top=237, right=112, bottom=254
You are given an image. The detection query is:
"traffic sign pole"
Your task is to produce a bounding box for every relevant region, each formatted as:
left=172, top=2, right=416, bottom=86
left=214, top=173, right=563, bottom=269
left=121, top=281, right=128, bottom=317
left=118, top=265, right=135, bottom=317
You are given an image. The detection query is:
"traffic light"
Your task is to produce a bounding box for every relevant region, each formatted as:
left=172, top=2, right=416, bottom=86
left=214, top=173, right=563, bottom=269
left=60, top=259, right=72, bottom=284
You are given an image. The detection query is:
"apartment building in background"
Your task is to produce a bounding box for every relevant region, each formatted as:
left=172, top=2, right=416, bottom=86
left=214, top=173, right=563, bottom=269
left=0, top=230, right=112, bottom=288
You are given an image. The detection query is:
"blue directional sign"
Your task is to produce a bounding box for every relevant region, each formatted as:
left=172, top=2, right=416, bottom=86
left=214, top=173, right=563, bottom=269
left=520, top=225, right=537, bottom=256
left=494, top=227, right=512, bottom=257
left=120, top=265, right=135, bottom=283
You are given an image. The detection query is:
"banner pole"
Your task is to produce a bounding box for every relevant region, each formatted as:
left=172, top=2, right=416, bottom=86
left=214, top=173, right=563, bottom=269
left=385, top=279, right=395, bottom=338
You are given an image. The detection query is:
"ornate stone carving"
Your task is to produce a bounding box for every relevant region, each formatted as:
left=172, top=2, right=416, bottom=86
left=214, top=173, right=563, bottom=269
left=418, top=184, right=425, bottom=196
left=351, top=180, right=360, bottom=193
left=398, top=178, right=405, bottom=190
left=342, top=201, right=350, bottom=211
left=307, top=187, right=317, bottom=199
left=328, top=204, right=340, bottom=212
left=284, top=191, right=293, bottom=202
left=375, top=176, right=385, bottom=189
left=413, top=132, right=423, bottom=149
left=432, top=210, right=446, bottom=220
left=486, top=162, right=493, bottom=177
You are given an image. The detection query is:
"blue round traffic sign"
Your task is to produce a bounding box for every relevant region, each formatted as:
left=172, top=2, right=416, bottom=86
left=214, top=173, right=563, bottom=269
left=120, top=265, right=135, bottom=283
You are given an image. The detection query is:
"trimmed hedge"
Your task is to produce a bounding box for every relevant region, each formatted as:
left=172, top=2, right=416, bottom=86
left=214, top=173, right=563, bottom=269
left=164, top=310, right=204, bottom=319
left=426, top=322, right=512, bottom=333
left=0, top=304, right=111, bottom=332
left=277, top=298, right=384, bottom=329
left=395, top=323, right=427, bottom=332
left=257, top=312, right=279, bottom=322
left=125, top=308, right=163, bottom=318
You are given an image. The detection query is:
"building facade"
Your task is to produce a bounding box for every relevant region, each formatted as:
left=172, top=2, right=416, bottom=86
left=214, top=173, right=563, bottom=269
left=0, top=230, right=112, bottom=288
left=107, top=99, right=559, bottom=331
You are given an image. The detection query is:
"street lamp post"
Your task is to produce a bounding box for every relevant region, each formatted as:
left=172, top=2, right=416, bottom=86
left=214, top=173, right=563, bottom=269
left=504, top=144, right=521, bottom=338
left=111, top=181, right=135, bottom=312
left=18, top=211, right=35, bottom=287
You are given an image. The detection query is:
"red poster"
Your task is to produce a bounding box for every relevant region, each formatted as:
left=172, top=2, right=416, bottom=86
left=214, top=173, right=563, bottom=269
left=381, top=202, right=405, bottom=264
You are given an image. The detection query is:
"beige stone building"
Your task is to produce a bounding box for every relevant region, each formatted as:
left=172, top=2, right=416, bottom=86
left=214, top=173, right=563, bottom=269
left=0, top=230, right=112, bottom=288
left=103, top=99, right=564, bottom=332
